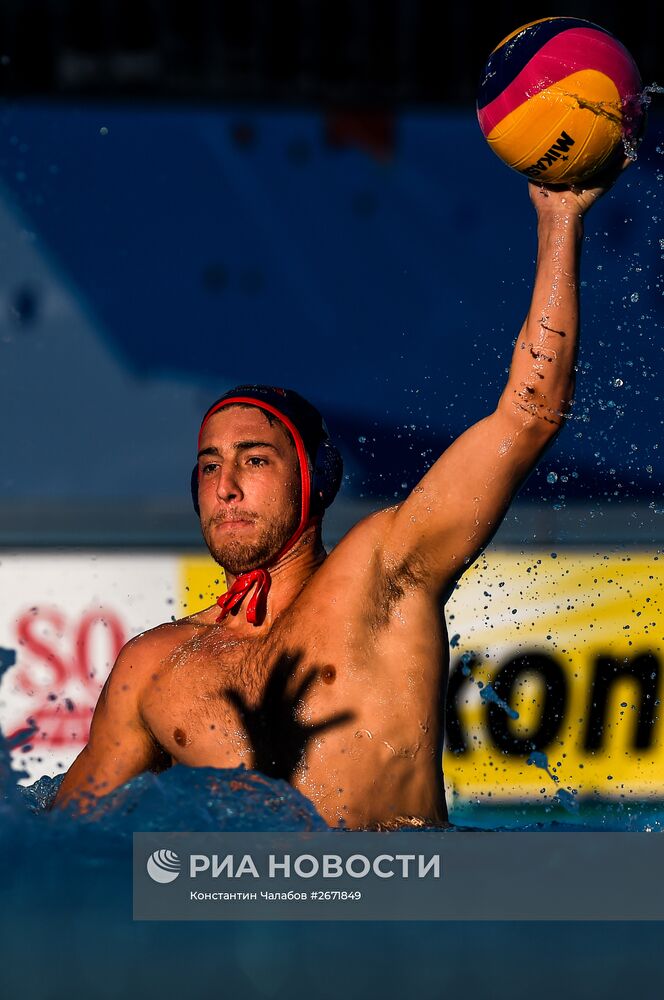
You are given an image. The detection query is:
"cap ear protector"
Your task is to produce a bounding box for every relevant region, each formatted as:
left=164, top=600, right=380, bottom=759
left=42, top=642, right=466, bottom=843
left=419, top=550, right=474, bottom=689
left=190, top=388, right=343, bottom=525
left=310, top=432, right=343, bottom=513
left=191, top=464, right=202, bottom=516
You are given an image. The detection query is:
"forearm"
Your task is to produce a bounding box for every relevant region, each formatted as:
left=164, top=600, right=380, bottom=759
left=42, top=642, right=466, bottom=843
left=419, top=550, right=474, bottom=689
left=500, top=211, right=585, bottom=432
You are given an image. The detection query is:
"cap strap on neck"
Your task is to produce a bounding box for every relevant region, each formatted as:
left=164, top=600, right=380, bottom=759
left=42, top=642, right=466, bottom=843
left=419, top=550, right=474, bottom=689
left=200, top=392, right=321, bottom=626
left=216, top=569, right=271, bottom=626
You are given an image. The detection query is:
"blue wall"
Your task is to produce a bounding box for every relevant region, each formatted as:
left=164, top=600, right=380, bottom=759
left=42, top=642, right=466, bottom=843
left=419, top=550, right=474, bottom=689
left=0, top=102, right=662, bottom=502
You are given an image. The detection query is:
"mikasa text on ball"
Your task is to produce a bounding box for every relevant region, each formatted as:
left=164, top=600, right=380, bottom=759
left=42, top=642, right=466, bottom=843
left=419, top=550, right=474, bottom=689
left=477, top=17, right=644, bottom=185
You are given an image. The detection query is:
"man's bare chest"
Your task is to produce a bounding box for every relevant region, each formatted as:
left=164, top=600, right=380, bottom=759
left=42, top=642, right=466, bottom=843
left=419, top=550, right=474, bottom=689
left=140, top=587, right=448, bottom=778
left=139, top=617, right=352, bottom=772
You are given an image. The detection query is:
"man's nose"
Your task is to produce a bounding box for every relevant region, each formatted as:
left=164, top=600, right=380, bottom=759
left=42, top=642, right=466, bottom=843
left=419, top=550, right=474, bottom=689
left=215, top=465, right=243, bottom=503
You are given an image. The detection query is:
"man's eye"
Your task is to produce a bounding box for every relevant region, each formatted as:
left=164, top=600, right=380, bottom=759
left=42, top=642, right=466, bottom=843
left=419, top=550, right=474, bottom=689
left=201, top=463, right=218, bottom=475
left=247, top=457, right=268, bottom=467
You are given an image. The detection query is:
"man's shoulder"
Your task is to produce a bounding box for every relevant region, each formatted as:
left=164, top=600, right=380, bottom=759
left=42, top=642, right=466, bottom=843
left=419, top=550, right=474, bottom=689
left=111, top=617, right=200, bottom=682
left=332, top=504, right=401, bottom=554
left=319, top=504, right=401, bottom=577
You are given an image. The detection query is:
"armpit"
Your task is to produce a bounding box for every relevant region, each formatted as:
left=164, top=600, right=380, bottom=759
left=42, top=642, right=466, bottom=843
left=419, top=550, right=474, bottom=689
left=369, top=552, right=429, bottom=633
left=148, top=740, right=173, bottom=774
left=141, top=714, right=172, bottom=774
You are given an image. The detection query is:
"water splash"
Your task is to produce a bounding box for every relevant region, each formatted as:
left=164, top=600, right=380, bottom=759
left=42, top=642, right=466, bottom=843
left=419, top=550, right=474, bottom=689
left=623, top=82, right=664, bottom=160
left=479, top=682, right=519, bottom=720
left=458, top=651, right=520, bottom=720
left=639, top=82, right=664, bottom=106
left=554, top=788, right=579, bottom=814
left=527, top=750, right=579, bottom=815
left=0, top=647, right=16, bottom=675
left=460, top=651, right=474, bottom=677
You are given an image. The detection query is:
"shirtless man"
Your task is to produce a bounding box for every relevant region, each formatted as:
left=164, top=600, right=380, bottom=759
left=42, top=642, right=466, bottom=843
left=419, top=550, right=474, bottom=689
left=52, top=157, right=629, bottom=828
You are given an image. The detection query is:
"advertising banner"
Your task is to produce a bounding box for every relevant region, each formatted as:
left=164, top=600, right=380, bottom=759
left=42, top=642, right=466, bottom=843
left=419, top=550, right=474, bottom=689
left=1, top=548, right=661, bottom=801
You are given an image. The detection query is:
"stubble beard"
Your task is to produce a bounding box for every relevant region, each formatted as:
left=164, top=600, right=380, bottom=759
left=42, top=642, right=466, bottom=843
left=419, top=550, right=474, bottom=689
left=202, top=502, right=301, bottom=576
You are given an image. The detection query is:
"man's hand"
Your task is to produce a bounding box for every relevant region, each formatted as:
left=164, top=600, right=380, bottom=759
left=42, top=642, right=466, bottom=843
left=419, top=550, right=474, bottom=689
left=224, top=649, right=353, bottom=782
left=528, top=150, right=632, bottom=219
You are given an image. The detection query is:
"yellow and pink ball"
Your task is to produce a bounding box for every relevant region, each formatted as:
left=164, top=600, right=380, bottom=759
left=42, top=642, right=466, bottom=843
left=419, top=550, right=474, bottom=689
left=477, top=17, right=645, bottom=185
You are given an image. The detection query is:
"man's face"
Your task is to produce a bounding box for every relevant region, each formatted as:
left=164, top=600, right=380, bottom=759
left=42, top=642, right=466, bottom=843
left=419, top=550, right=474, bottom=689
left=196, top=405, right=302, bottom=576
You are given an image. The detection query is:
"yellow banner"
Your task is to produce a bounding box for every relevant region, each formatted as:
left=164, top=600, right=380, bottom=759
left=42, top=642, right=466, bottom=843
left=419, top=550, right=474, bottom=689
left=180, top=549, right=664, bottom=800
left=180, top=557, right=226, bottom=617
left=445, top=549, right=664, bottom=800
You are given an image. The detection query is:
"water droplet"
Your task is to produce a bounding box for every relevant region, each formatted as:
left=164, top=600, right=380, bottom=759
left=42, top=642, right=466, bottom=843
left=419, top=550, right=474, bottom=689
left=479, top=683, right=519, bottom=719
left=547, top=472, right=558, bottom=484
left=612, top=378, right=623, bottom=387
left=630, top=292, right=639, bottom=303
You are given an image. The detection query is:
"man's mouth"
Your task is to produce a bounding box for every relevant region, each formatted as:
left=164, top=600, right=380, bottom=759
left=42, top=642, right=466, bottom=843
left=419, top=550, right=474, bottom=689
left=212, top=517, right=255, bottom=531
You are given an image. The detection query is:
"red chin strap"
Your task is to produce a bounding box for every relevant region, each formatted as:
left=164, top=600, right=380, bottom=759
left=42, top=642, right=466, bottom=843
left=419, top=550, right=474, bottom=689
left=198, top=397, right=315, bottom=626
left=215, top=568, right=271, bottom=625
left=213, top=518, right=319, bottom=626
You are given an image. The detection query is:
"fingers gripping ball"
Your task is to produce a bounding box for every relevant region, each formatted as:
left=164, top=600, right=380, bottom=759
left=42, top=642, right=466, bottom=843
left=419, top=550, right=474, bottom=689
left=477, top=17, right=645, bottom=185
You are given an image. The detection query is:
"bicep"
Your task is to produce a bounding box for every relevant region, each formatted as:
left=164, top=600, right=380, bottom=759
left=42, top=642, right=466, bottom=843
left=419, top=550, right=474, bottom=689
left=380, top=405, right=558, bottom=591
left=50, top=647, right=167, bottom=812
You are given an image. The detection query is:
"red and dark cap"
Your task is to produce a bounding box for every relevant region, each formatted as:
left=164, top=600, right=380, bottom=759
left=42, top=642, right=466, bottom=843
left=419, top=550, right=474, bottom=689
left=193, top=384, right=342, bottom=565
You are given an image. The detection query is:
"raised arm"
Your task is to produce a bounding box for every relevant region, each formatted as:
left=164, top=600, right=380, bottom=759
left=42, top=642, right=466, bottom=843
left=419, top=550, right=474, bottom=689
left=49, top=638, right=169, bottom=813
left=379, top=154, right=630, bottom=599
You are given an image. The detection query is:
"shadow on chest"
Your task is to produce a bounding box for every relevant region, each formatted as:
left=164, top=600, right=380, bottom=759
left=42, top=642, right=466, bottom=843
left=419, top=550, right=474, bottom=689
left=167, top=631, right=352, bottom=781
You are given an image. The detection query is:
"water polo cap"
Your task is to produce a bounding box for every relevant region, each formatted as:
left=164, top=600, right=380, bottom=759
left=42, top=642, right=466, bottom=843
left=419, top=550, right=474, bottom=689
left=191, top=385, right=343, bottom=622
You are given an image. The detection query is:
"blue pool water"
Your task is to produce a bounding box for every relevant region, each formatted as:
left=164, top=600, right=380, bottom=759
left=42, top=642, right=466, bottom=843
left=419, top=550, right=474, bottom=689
left=2, top=724, right=664, bottom=1000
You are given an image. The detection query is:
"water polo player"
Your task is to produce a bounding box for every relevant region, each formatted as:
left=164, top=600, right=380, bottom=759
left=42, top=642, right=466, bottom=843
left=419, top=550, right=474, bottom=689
left=52, top=156, right=630, bottom=828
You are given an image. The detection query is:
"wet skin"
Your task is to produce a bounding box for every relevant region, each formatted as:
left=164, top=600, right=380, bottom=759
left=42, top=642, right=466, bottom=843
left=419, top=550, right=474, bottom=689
left=52, top=158, right=630, bottom=828
left=127, top=507, right=450, bottom=829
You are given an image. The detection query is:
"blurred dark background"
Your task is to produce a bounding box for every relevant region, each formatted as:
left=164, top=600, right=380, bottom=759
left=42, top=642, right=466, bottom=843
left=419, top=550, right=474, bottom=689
left=0, top=2, right=662, bottom=547
left=0, top=1, right=660, bottom=105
